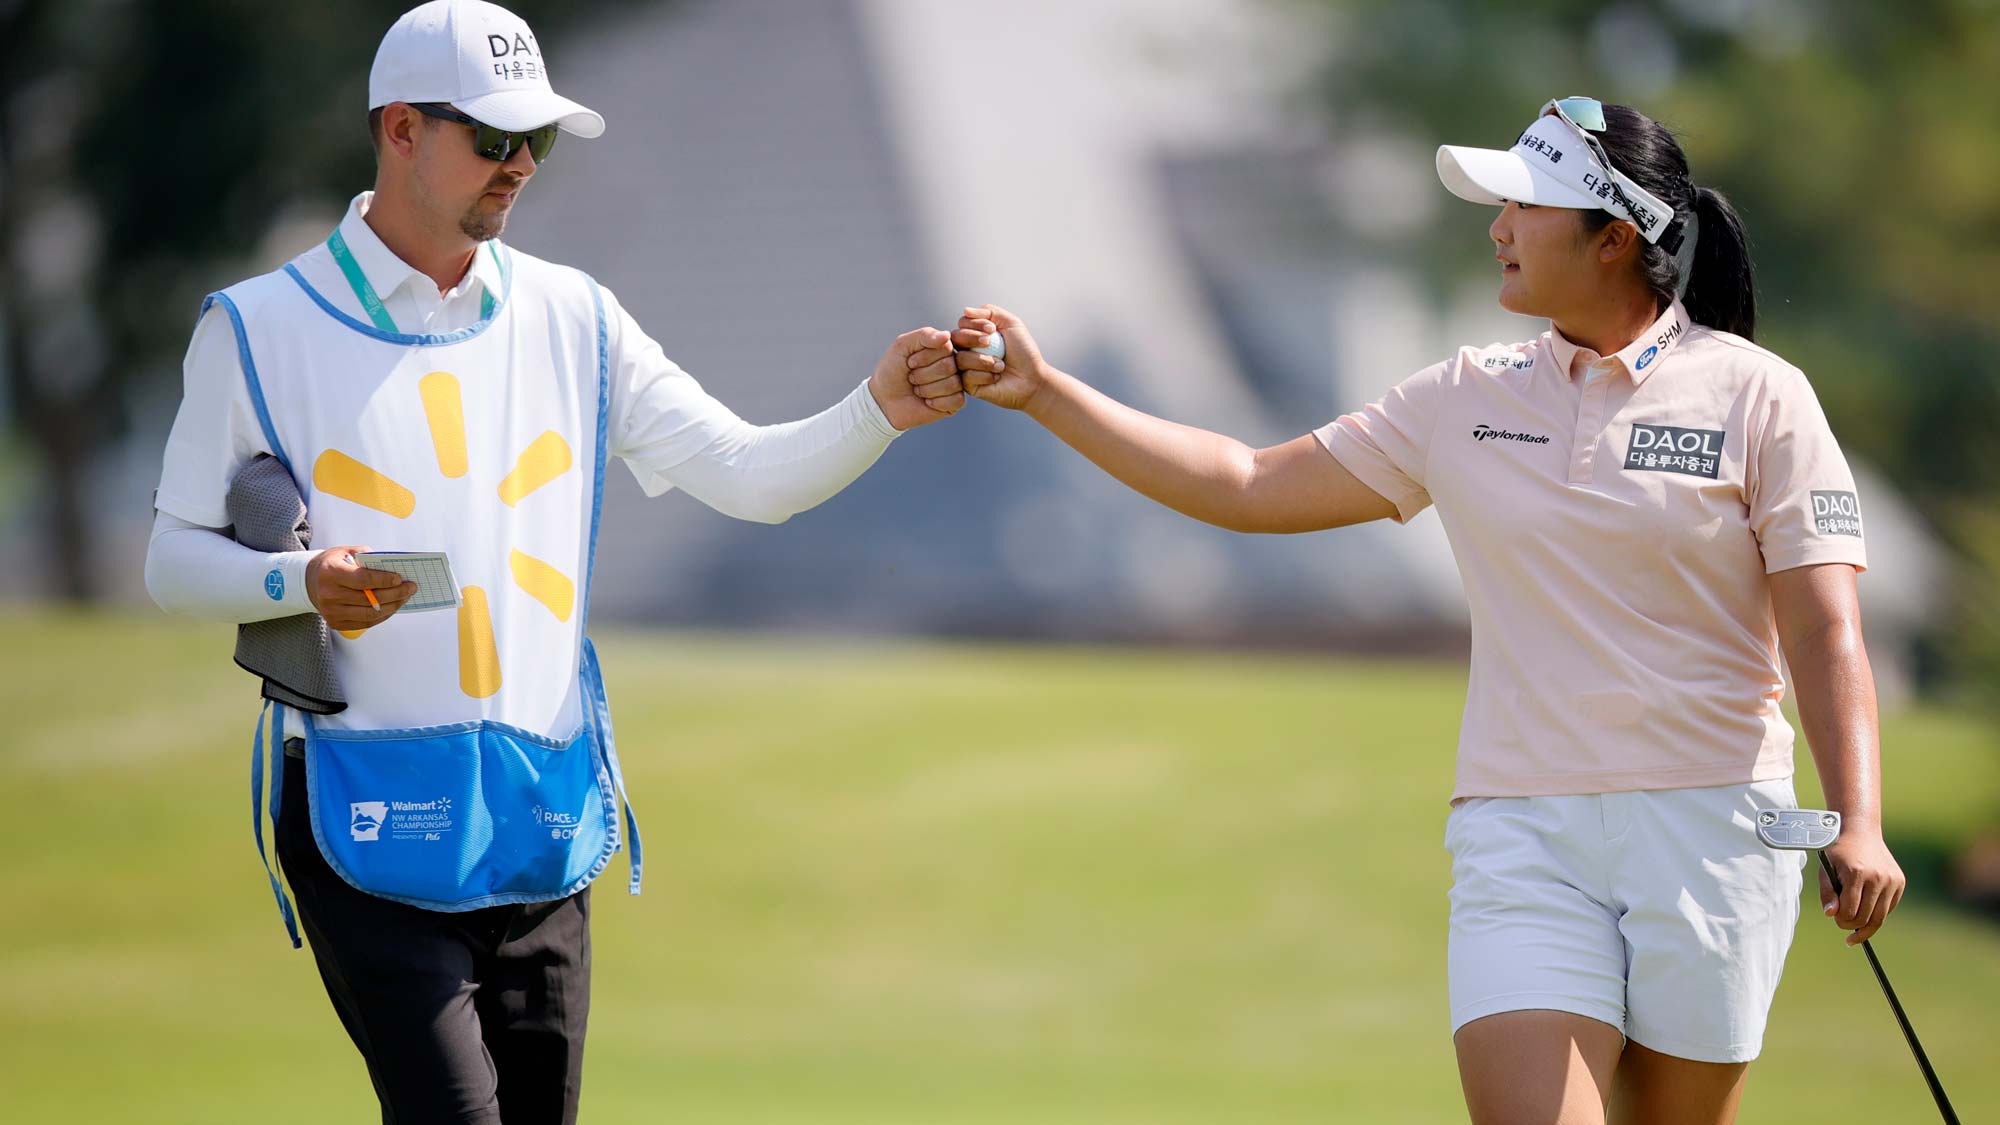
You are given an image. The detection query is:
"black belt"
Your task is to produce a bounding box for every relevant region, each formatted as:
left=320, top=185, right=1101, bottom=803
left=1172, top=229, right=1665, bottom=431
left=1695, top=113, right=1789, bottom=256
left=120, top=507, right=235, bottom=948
left=283, top=737, right=306, bottom=760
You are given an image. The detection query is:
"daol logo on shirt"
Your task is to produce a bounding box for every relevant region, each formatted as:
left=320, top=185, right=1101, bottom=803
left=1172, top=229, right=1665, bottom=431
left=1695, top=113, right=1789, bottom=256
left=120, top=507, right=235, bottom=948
left=1810, top=490, right=1863, bottom=537
left=1625, top=423, right=1724, bottom=479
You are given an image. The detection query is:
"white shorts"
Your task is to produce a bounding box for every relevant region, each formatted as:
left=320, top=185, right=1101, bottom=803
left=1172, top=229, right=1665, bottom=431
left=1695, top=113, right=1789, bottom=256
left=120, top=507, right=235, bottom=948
left=1444, top=778, right=1806, bottom=1063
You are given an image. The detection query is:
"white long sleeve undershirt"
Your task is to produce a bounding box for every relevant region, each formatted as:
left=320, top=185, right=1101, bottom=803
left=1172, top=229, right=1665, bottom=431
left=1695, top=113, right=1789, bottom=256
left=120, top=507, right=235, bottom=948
left=653, top=378, right=901, bottom=524
left=145, top=513, right=317, bottom=622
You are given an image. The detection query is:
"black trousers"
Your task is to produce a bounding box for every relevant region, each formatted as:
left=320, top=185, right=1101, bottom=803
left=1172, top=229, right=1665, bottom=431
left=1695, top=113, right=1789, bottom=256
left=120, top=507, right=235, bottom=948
left=274, top=748, right=592, bottom=1125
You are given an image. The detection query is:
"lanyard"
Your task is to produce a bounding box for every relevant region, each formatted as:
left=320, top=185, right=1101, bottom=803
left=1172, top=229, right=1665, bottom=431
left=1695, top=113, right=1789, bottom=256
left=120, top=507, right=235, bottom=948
left=327, top=227, right=498, bottom=333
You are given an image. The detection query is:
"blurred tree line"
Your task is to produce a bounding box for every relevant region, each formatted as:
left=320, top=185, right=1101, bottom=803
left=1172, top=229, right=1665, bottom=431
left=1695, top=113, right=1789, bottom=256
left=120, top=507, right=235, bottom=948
left=0, top=0, right=631, bottom=598
left=1293, top=0, right=2000, bottom=700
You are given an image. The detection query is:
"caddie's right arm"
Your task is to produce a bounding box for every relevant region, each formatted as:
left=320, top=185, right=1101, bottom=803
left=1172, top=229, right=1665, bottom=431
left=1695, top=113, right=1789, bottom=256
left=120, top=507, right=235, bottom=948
left=146, top=306, right=413, bottom=630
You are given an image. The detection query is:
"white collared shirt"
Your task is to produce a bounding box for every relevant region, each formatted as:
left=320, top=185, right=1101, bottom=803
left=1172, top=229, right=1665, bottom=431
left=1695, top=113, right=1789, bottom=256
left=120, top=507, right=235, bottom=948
left=307, top=192, right=507, bottom=335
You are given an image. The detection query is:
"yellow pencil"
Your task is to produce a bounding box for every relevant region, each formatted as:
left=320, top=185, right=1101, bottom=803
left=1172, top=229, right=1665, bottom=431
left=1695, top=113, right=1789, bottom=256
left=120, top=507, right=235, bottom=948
left=365, top=588, right=381, bottom=609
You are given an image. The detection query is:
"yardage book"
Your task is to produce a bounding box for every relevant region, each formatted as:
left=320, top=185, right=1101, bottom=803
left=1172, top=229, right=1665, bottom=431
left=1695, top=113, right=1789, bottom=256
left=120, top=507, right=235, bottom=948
left=354, top=552, right=462, bottom=613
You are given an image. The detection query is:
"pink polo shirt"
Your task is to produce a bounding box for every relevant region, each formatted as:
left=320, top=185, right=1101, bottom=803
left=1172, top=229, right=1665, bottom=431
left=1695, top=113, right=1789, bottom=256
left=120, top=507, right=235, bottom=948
left=1316, top=301, right=1867, bottom=801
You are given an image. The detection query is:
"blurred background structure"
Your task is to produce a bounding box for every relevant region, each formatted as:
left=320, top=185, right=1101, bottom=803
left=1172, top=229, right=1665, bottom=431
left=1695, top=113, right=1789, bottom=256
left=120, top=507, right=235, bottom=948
left=1, top=0, right=1996, bottom=1119
left=3, top=0, right=1990, bottom=694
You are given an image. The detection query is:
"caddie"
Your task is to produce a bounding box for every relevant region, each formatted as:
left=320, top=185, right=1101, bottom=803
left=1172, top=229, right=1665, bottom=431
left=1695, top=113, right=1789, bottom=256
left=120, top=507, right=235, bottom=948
left=144, top=2, right=965, bottom=1120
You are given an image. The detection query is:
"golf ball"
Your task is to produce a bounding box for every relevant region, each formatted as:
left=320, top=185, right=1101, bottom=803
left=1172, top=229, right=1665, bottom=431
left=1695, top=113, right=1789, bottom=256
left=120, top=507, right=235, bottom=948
left=968, top=333, right=1005, bottom=361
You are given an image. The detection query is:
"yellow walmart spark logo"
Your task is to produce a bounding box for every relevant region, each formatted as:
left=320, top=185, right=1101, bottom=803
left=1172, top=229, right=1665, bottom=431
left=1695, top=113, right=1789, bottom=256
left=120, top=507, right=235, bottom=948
left=311, top=370, right=576, bottom=699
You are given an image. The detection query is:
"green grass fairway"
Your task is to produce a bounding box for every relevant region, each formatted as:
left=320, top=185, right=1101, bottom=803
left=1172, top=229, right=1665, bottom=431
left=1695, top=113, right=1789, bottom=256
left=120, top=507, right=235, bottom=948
left=3, top=610, right=1996, bottom=1122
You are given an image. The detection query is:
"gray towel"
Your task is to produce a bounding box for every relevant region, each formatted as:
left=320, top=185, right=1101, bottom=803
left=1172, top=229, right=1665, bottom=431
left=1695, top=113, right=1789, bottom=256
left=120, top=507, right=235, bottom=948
left=227, top=454, right=345, bottom=714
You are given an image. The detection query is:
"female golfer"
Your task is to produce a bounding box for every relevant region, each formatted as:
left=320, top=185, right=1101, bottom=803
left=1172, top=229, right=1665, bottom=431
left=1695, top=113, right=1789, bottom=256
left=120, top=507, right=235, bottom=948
left=953, top=98, right=1904, bottom=1124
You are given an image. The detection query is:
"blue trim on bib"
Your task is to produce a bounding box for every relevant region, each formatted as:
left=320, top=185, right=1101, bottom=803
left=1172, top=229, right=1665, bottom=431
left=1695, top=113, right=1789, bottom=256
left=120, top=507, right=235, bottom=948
left=311, top=715, right=583, bottom=749
left=582, top=636, right=641, bottom=894
left=581, top=276, right=642, bottom=894
left=249, top=701, right=302, bottom=947
left=280, top=242, right=514, bottom=346
left=583, top=277, right=611, bottom=607
left=202, top=292, right=291, bottom=474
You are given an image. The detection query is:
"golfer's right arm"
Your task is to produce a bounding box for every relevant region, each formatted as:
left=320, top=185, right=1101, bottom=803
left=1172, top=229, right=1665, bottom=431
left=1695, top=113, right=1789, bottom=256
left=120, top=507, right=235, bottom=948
left=951, top=305, right=1399, bottom=533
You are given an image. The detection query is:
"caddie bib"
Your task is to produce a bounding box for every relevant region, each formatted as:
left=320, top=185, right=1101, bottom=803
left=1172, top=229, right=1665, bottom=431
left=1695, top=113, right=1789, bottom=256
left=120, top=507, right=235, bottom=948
left=207, top=234, right=642, bottom=943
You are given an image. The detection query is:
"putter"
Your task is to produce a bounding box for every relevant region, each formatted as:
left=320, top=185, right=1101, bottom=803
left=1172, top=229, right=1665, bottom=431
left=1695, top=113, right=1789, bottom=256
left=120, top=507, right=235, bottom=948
left=1757, top=809, right=1959, bottom=1124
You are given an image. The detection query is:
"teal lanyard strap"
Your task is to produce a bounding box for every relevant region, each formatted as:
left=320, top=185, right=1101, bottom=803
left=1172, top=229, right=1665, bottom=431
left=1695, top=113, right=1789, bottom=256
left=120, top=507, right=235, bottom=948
left=327, top=229, right=503, bottom=332
left=482, top=241, right=504, bottom=319
left=328, top=227, right=399, bottom=333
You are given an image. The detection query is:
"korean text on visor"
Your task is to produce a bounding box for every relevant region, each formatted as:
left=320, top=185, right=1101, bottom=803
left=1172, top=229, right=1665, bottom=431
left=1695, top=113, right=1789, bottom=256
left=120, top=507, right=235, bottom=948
left=1438, top=105, right=1685, bottom=254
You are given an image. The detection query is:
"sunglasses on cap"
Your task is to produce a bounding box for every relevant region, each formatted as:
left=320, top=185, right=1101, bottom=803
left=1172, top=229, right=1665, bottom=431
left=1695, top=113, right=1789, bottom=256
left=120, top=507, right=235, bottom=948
left=1540, top=95, right=1619, bottom=179
left=410, top=102, right=558, bottom=164
left=1545, top=95, right=1608, bottom=133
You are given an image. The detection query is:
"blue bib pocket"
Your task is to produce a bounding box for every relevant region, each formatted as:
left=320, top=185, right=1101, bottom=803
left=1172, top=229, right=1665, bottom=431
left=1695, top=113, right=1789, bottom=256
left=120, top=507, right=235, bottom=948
left=303, top=716, right=620, bottom=911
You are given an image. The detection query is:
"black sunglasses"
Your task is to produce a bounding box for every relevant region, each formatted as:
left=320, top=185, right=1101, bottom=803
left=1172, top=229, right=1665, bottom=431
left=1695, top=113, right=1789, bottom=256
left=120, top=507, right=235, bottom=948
left=410, top=102, right=558, bottom=164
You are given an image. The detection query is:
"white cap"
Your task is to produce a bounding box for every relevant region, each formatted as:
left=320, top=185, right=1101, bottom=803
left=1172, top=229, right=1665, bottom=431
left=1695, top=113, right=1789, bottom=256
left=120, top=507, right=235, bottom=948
left=369, top=0, right=604, bottom=138
left=1437, top=114, right=1674, bottom=244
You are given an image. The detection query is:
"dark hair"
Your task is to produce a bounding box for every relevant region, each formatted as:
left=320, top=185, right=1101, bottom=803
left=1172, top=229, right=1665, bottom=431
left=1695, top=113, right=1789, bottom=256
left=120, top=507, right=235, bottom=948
left=1578, top=104, right=1756, bottom=341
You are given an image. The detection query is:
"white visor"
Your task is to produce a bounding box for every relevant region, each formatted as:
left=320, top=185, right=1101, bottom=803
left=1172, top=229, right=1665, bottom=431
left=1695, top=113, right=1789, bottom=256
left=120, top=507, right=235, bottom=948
left=1436, top=115, right=1676, bottom=243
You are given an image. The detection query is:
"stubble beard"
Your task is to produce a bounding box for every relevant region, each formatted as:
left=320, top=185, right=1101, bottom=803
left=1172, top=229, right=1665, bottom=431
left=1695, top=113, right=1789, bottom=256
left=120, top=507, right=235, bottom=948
left=460, top=196, right=510, bottom=242
left=459, top=175, right=518, bottom=242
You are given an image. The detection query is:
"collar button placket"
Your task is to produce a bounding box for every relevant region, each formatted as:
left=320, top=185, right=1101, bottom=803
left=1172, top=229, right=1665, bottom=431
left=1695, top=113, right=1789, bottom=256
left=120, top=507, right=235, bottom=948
left=1570, top=365, right=1612, bottom=485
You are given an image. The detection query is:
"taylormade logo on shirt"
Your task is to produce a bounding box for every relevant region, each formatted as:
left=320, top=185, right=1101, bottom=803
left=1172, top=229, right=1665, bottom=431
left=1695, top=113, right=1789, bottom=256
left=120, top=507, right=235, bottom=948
left=1472, top=424, right=1551, bottom=445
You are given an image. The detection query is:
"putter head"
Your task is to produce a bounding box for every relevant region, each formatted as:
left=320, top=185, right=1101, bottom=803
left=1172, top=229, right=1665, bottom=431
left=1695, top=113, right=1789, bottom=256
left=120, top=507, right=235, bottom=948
left=1758, top=808, right=1841, bottom=850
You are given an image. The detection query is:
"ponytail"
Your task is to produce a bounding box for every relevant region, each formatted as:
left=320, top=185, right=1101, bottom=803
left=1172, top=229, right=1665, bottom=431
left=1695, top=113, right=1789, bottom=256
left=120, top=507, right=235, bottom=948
left=1579, top=105, right=1760, bottom=341
left=1680, top=186, right=1755, bottom=341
